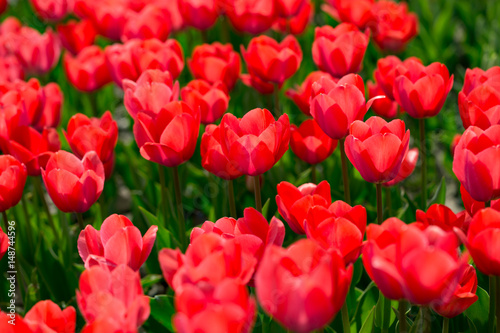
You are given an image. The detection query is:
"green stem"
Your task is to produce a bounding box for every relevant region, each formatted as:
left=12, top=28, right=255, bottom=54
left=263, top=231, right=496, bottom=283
left=98, top=195, right=106, bottom=221
left=339, top=138, right=351, bottom=204
left=2, top=210, right=8, bottom=233
left=386, top=186, right=392, bottom=217
left=399, top=300, right=407, bottom=333
left=21, top=195, right=35, bottom=251
left=89, top=91, right=99, bottom=117
left=76, top=212, right=85, bottom=230
left=382, top=293, right=392, bottom=332
left=254, top=175, right=262, bottom=213
left=201, top=29, right=208, bottom=43
left=421, top=307, right=431, bottom=333
left=273, top=84, right=281, bottom=116
left=311, top=164, right=317, bottom=184
left=228, top=179, right=237, bottom=218
left=34, top=177, right=60, bottom=244
left=158, top=164, right=167, bottom=228
left=376, top=183, right=383, bottom=224
left=490, top=276, right=497, bottom=333
left=173, top=166, right=186, bottom=250
left=442, top=317, right=449, bottom=333
left=341, top=303, right=350, bottom=333
left=419, top=118, right=427, bottom=209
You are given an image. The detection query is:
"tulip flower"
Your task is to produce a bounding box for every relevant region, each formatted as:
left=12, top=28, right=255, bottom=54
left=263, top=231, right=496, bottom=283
left=222, top=0, right=276, bottom=34
left=453, top=125, right=500, bottom=202
left=41, top=151, right=105, bottom=213
left=0, top=56, right=23, bottom=83
left=461, top=66, right=500, bottom=97
left=181, top=80, right=230, bottom=124
left=0, top=78, right=46, bottom=126
left=255, top=239, right=352, bottom=333
left=0, top=155, right=27, bottom=213
left=466, top=208, right=500, bottom=275
left=285, top=71, right=333, bottom=116
left=15, top=27, right=61, bottom=75
left=432, top=265, right=478, bottom=318
left=76, top=2, right=130, bottom=41
left=312, top=23, right=369, bottom=78
left=188, top=43, right=241, bottom=91
left=123, top=69, right=179, bottom=119
left=374, top=56, right=421, bottom=100
left=30, top=0, right=71, bottom=21
left=63, top=46, right=112, bottom=92
left=393, top=59, right=453, bottom=118
left=163, top=0, right=185, bottom=32
left=77, top=264, right=150, bottom=331
left=370, top=1, right=419, bottom=52
left=0, top=0, right=6, bottom=14
left=345, top=117, right=410, bottom=183
left=178, top=0, right=219, bottom=30
left=290, top=119, right=338, bottom=165
left=460, top=185, right=500, bottom=217
left=133, top=101, right=200, bottom=167
left=363, top=219, right=468, bottom=305
left=78, top=214, right=158, bottom=271
left=383, top=147, right=418, bottom=187
left=33, top=82, right=63, bottom=131
left=241, top=73, right=278, bottom=95
left=416, top=204, right=468, bottom=233
left=219, top=108, right=290, bottom=176
left=241, top=35, right=302, bottom=86
left=0, top=226, right=8, bottom=261
left=122, top=5, right=171, bottom=42
left=57, top=19, right=97, bottom=56
left=458, top=84, right=500, bottom=129
left=367, top=80, right=399, bottom=119
left=273, top=0, right=313, bottom=35
left=321, top=0, right=374, bottom=29
left=275, top=0, right=307, bottom=17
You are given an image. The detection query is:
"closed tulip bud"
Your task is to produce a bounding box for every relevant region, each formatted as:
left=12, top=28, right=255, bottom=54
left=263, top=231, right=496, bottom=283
left=64, top=111, right=118, bottom=166
left=15, top=27, right=61, bottom=75
left=255, top=239, right=352, bottom=333
left=285, top=71, right=333, bottom=116
left=222, top=0, right=276, bottom=34
left=42, top=151, right=105, bottom=213
left=393, top=59, right=453, bottom=118
left=181, top=80, right=230, bottom=124
left=461, top=67, right=500, bottom=97
left=370, top=1, right=418, bottom=52
left=467, top=208, right=500, bottom=275
left=123, top=69, right=179, bottom=119
left=133, top=101, right=200, bottom=167
left=0, top=56, right=24, bottom=83
left=64, top=46, right=112, bottom=92
left=321, top=0, right=374, bottom=29
left=383, top=147, right=418, bottom=187
left=122, top=5, right=171, bottom=42
left=367, top=80, right=399, bottom=119
left=57, top=19, right=98, bottom=56
left=241, top=73, right=278, bottom=95
left=33, top=82, right=63, bottom=131
left=373, top=56, right=420, bottom=100
left=179, top=0, right=218, bottom=30
left=241, top=35, right=302, bottom=85
left=290, top=119, right=338, bottom=165
left=220, top=108, right=290, bottom=176
left=312, top=23, right=369, bottom=78
left=83, top=4, right=131, bottom=41
left=30, top=0, right=71, bottom=21
left=416, top=204, right=467, bottom=233
left=275, top=0, right=307, bottom=17
left=188, top=43, right=241, bottom=91
left=458, top=84, right=500, bottom=129
left=453, top=125, right=500, bottom=202
left=345, top=117, right=410, bottom=183
left=0, top=155, right=27, bottom=213
left=273, top=0, right=313, bottom=35
left=0, top=78, right=45, bottom=127
left=78, top=214, right=158, bottom=271
left=77, top=264, right=150, bottom=331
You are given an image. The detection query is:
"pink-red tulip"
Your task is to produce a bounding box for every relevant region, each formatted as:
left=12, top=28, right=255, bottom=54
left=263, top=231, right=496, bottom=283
left=57, top=19, right=98, bottom=56
left=181, top=80, right=230, bottom=124
left=461, top=66, right=500, bottom=97
left=273, top=0, right=312, bottom=35
left=460, top=185, right=500, bottom=217
left=15, top=27, right=61, bottom=75
left=345, top=117, right=410, bottom=183
left=466, top=208, right=500, bottom=275
left=0, top=0, right=6, bottom=14
left=458, top=84, right=500, bottom=129
left=240, top=73, right=278, bottom=95
left=255, top=239, right=352, bottom=333
left=122, top=5, right=171, bottom=42
left=133, top=101, right=200, bottom=167
left=290, top=119, right=338, bottom=165
left=33, top=82, right=63, bottom=131
left=275, top=0, right=307, bottom=18
left=64, top=46, right=112, bottom=92
left=0, top=56, right=23, bottom=83
left=30, top=0, right=71, bottom=21
left=450, top=134, right=461, bottom=157
left=285, top=71, right=333, bottom=116
left=219, top=108, right=290, bottom=176
left=383, top=147, right=418, bottom=186
left=321, top=0, right=374, bottom=29
left=374, top=56, right=421, bottom=100
left=416, top=204, right=468, bottom=233
left=179, top=0, right=218, bottom=30
left=41, top=151, right=105, bottom=213
left=222, top=0, right=276, bottom=34
left=367, top=80, right=399, bottom=119
left=0, top=155, right=27, bottom=213
left=75, top=2, right=130, bottom=41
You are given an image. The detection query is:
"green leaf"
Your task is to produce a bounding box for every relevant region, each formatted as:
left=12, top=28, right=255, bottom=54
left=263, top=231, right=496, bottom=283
left=465, top=286, right=489, bottom=332
left=375, top=293, right=396, bottom=329
left=262, top=198, right=271, bottom=219
left=149, top=295, right=175, bottom=331
left=139, top=206, right=160, bottom=226
left=359, top=306, right=375, bottom=333
left=428, top=176, right=447, bottom=206
left=156, top=226, right=172, bottom=250
left=141, top=274, right=163, bottom=289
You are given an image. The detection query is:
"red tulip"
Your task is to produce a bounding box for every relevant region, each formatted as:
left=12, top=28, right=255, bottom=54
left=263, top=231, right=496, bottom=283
left=123, top=69, right=179, bottom=119
left=458, top=84, right=500, bottom=129
left=78, top=214, right=158, bottom=271
left=416, top=204, right=467, bottom=233
left=30, top=0, right=71, bottom=21
left=367, top=80, right=399, bottom=119
left=41, top=151, right=104, bottom=213
left=383, top=147, right=418, bottom=186
left=285, top=71, right=333, bottom=116
left=240, top=73, right=278, bottom=95
left=77, top=264, right=150, bottom=331
left=310, top=72, right=365, bottom=99
left=0, top=78, right=46, bottom=126
left=393, top=59, right=453, bottom=118
left=241, top=35, right=302, bottom=85
left=76, top=2, right=130, bottom=41
left=122, top=4, right=171, bottom=42
left=162, top=0, right=185, bottom=32
left=461, top=66, right=500, bottom=97
left=467, top=208, right=500, bottom=275
left=220, top=108, right=290, bottom=176
left=345, top=117, right=410, bottom=183
left=453, top=125, right=500, bottom=202
left=5, top=126, right=61, bottom=176
left=363, top=219, right=468, bottom=305
left=188, top=43, right=241, bottom=91
left=370, top=0, right=419, bottom=52
left=432, top=265, right=478, bottom=318
left=159, top=233, right=258, bottom=291
left=273, top=0, right=312, bottom=35
left=178, top=0, right=218, bottom=30
left=15, top=27, right=61, bottom=75
left=201, top=124, right=243, bottom=180
left=460, top=185, right=500, bottom=217
left=312, top=23, right=369, bottom=78
left=275, top=0, right=307, bottom=17
left=321, top=0, right=374, bottom=29
left=222, top=0, right=276, bottom=34
left=57, top=19, right=97, bottom=56
left=181, top=80, right=230, bottom=124
left=374, top=56, right=421, bottom=100
left=0, top=0, right=6, bottom=14
left=290, top=119, right=338, bottom=165
left=64, top=111, right=118, bottom=166
left=33, top=82, right=63, bottom=131
left=0, top=155, right=27, bottom=213
left=255, top=239, right=352, bottom=333
left=0, top=226, right=7, bottom=261
left=133, top=101, right=200, bottom=167
left=64, top=46, right=112, bottom=92
left=0, top=56, right=24, bottom=83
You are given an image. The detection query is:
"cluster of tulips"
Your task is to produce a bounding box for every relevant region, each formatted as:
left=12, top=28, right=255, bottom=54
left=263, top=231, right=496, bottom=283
left=0, top=0, right=498, bottom=332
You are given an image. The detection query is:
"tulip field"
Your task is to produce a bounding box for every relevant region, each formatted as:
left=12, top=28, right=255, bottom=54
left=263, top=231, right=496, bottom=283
left=2, top=0, right=500, bottom=332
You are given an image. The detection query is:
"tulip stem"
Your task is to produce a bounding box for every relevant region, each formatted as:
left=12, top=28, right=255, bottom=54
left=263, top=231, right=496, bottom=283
left=273, top=84, right=281, bottom=116
left=76, top=212, right=85, bottom=230
left=419, top=118, right=427, bottom=209
left=34, top=177, right=60, bottom=244
left=490, top=276, right=497, bottom=332
left=158, top=164, right=168, bottom=228
left=173, top=166, right=187, bottom=250
left=228, top=179, right=237, bottom=218
left=442, top=317, right=449, bottom=333
left=341, top=303, right=350, bottom=333
left=254, top=176, right=262, bottom=213
left=21, top=196, right=34, bottom=248
left=376, top=183, right=383, bottom=224
left=399, top=300, right=407, bottom=333
left=2, top=210, right=8, bottom=233
left=385, top=187, right=392, bottom=217
left=200, top=29, right=208, bottom=44
left=311, top=165, right=317, bottom=184
left=339, top=138, right=351, bottom=205
left=89, top=91, right=99, bottom=117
